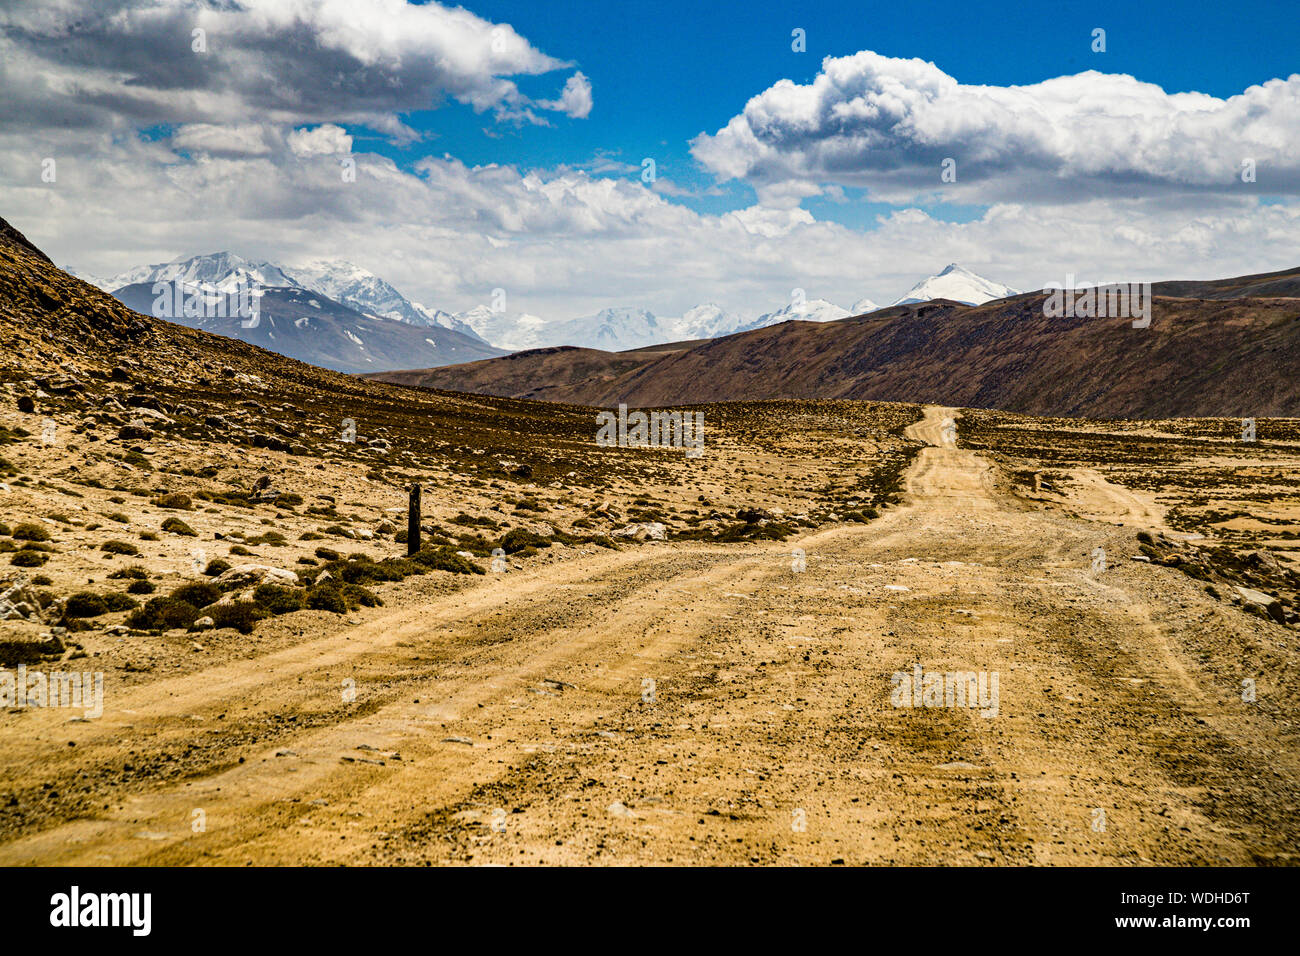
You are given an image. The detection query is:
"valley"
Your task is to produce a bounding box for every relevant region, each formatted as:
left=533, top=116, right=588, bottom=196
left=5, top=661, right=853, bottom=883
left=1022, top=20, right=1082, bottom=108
left=2, top=216, right=1299, bottom=867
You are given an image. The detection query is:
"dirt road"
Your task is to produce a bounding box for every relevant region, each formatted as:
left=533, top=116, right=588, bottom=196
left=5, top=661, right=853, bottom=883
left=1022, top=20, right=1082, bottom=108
left=3, top=406, right=1296, bottom=865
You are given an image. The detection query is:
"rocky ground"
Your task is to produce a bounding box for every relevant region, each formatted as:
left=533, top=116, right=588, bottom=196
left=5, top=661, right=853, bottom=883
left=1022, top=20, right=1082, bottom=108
left=1, top=403, right=1298, bottom=865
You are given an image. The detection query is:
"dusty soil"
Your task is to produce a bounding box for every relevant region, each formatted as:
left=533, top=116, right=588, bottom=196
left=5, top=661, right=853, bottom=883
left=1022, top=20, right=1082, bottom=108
left=2, top=405, right=1297, bottom=866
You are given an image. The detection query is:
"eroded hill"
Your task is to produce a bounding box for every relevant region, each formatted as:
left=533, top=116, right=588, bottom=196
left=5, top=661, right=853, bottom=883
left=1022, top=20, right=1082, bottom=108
left=371, top=289, right=1300, bottom=418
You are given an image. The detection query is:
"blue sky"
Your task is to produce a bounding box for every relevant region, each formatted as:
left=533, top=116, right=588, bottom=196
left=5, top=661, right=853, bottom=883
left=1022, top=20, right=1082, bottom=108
left=365, top=0, right=1299, bottom=224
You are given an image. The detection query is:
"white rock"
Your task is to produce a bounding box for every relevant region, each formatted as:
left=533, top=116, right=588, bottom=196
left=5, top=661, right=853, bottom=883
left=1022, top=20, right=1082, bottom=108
left=612, top=522, right=666, bottom=541
left=215, top=564, right=299, bottom=589
left=126, top=406, right=170, bottom=422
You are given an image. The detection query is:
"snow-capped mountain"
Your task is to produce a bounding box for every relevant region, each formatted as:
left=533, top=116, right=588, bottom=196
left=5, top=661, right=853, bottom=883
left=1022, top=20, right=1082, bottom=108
left=282, top=260, right=486, bottom=343
left=665, top=303, right=742, bottom=340
left=454, top=304, right=550, bottom=352
left=456, top=304, right=677, bottom=353
left=730, top=298, right=852, bottom=335
left=95, top=252, right=504, bottom=374
left=68, top=267, right=114, bottom=291
left=891, top=264, right=1020, bottom=307
left=101, top=252, right=300, bottom=294
left=87, top=252, right=491, bottom=346
left=82, top=252, right=1020, bottom=363
left=285, top=259, right=427, bottom=325
left=546, top=307, right=665, bottom=352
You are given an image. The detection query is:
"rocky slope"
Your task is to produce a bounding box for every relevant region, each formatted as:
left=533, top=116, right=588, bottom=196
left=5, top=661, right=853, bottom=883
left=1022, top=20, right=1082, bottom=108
left=373, top=288, right=1300, bottom=418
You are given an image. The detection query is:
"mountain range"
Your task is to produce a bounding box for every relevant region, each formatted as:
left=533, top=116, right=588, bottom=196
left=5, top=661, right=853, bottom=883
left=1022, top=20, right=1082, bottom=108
left=75, top=252, right=1021, bottom=363
left=74, top=252, right=507, bottom=374
left=367, top=267, right=1300, bottom=418
left=5, top=212, right=1299, bottom=418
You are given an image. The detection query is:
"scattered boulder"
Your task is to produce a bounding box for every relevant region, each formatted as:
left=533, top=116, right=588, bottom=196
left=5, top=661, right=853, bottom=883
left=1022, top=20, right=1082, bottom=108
left=1235, top=586, right=1287, bottom=625
left=38, top=376, right=81, bottom=395
left=127, top=406, right=169, bottom=421
left=16, top=395, right=35, bottom=414
left=613, top=522, right=667, bottom=541
left=215, top=564, right=299, bottom=590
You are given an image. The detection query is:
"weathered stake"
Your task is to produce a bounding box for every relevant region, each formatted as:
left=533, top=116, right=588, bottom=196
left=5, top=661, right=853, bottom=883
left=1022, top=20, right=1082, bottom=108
left=407, top=482, right=421, bottom=556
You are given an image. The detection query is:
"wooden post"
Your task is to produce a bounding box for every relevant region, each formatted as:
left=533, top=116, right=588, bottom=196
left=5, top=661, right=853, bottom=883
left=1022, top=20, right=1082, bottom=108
left=407, top=483, right=421, bottom=556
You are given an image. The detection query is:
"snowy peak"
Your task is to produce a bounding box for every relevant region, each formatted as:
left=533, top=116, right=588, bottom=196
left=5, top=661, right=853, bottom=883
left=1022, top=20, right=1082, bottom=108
left=665, top=302, right=742, bottom=340
left=891, top=264, right=1019, bottom=307
left=285, top=259, right=424, bottom=325
left=284, top=260, right=486, bottom=341
left=455, top=305, right=549, bottom=351
left=89, top=252, right=490, bottom=344
left=850, top=297, right=880, bottom=315
left=731, top=297, right=851, bottom=335
left=101, top=252, right=300, bottom=294
left=551, top=307, right=662, bottom=351
left=769, top=298, right=851, bottom=323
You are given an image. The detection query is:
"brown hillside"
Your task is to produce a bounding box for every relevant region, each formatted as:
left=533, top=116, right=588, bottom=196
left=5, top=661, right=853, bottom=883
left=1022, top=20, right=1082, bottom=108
left=363, top=344, right=679, bottom=399
left=374, top=294, right=1300, bottom=418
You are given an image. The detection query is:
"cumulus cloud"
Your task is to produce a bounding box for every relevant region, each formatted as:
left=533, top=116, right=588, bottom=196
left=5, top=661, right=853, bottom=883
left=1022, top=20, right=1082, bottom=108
left=691, top=51, right=1300, bottom=203
left=0, top=0, right=589, bottom=138
left=539, top=72, right=594, bottom=119
left=288, top=124, right=353, bottom=158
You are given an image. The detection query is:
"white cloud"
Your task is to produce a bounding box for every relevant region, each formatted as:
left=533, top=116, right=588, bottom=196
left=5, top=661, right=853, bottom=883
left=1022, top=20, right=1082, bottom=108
left=539, top=72, right=594, bottom=119
left=691, top=51, right=1300, bottom=203
left=288, top=124, right=353, bottom=158
left=173, top=123, right=274, bottom=158
left=0, top=0, right=590, bottom=137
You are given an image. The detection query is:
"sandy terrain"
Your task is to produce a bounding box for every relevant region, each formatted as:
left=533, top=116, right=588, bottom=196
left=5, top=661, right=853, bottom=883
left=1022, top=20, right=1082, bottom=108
left=2, top=405, right=1296, bottom=866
